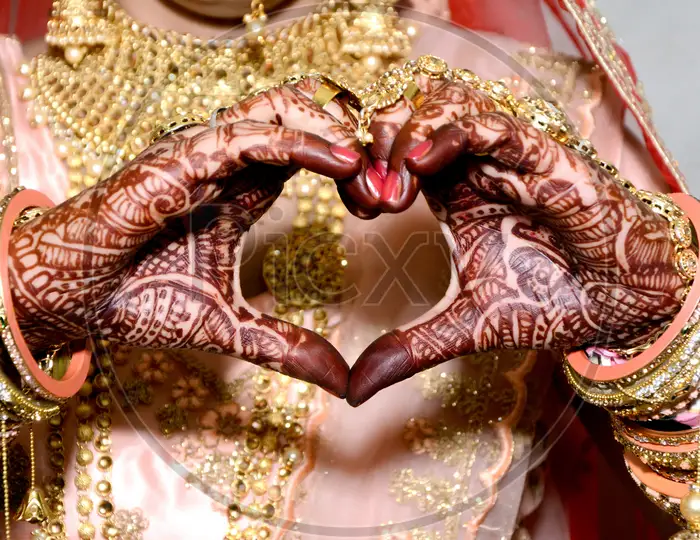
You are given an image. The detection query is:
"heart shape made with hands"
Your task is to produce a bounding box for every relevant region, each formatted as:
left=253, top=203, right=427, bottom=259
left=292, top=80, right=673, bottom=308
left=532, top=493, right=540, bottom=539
left=7, top=74, right=685, bottom=406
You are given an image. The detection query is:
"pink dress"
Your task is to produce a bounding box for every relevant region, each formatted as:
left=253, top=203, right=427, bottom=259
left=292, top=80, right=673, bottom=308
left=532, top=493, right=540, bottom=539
left=0, top=1, right=688, bottom=538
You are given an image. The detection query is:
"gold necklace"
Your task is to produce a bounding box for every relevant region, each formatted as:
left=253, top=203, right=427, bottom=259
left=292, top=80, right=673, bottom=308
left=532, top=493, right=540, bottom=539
left=21, top=0, right=412, bottom=197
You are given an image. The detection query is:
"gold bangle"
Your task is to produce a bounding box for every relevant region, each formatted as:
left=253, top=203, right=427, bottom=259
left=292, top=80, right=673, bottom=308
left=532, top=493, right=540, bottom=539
left=564, top=307, right=700, bottom=419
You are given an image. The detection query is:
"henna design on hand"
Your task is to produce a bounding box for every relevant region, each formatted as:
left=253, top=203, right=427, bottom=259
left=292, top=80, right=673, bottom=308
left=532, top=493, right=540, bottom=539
left=347, top=106, right=685, bottom=406
left=366, top=78, right=498, bottom=213
left=9, top=88, right=364, bottom=397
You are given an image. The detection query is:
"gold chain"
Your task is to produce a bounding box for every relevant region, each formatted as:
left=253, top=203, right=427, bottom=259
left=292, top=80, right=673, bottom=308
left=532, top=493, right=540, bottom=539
left=1, top=419, right=9, bottom=540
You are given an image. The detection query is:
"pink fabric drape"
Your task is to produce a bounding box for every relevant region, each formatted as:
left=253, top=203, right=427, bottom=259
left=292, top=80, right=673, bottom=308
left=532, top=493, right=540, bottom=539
left=449, top=0, right=551, bottom=48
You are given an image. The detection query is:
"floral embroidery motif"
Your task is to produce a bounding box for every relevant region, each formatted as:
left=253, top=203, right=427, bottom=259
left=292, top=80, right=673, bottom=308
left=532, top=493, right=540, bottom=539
left=172, top=376, right=210, bottom=410
left=110, top=508, right=149, bottom=540
left=391, top=351, right=531, bottom=539
left=133, top=351, right=174, bottom=384
left=199, top=403, right=244, bottom=448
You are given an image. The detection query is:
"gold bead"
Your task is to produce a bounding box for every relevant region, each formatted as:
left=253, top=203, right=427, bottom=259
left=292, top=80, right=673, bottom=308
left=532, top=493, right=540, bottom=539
left=228, top=503, right=241, bottom=520
left=284, top=446, right=302, bottom=464
left=48, top=520, right=64, bottom=534
left=232, top=479, right=248, bottom=497
left=245, top=436, right=260, bottom=451
left=681, top=491, right=700, bottom=526
left=97, top=456, right=113, bottom=471
left=77, top=495, right=93, bottom=516
left=262, top=503, right=275, bottom=519
left=78, top=521, right=95, bottom=539
left=95, top=413, right=112, bottom=430
left=96, top=392, right=112, bottom=408
left=64, top=46, right=88, bottom=67
left=76, top=403, right=94, bottom=421
left=76, top=448, right=93, bottom=466
left=78, top=381, right=93, bottom=397
left=102, top=523, right=120, bottom=538
left=97, top=500, right=114, bottom=518
left=252, top=479, right=267, bottom=496
left=268, top=485, right=282, bottom=501
left=94, top=434, right=112, bottom=452
left=94, top=374, right=110, bottom=390
left=74, top=473, right=92, bottom=490
left=48, top=433, right=63, bottom=450
left=95, top=480, right=111, bottom=496
left=296, top=401, right=309, bottom=417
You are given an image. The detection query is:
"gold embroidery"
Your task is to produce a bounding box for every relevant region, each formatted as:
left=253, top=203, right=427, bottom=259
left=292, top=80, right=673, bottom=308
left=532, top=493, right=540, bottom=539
left=513, top=49, right=602, bottom=108
left=391, top=351, right=530, bottom=539
left=561, top=0, right=688, bottom=191
left=112, top=342, right=323, bottom=540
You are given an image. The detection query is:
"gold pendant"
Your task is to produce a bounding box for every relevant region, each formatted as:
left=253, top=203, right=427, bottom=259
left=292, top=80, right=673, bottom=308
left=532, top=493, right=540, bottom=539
left=46, top=0, right=115, bottom=67
left=14, top=486, right=53, bottom=524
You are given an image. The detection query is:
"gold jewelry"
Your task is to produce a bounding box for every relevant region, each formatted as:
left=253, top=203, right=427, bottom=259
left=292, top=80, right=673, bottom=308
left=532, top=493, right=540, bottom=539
left=150, top=113, right=208, bottom=145
left=14, top=428, right=52, bottom=524
left=243, top=0, right=268, bottom=35
left=312, top=83, right=344, bottom=110
left=2, top=418, right=10, bottom=540
left=46, top=0, right=115, bottom=67
left=612, top=416, right=700, bottom=447
left=22, top=0, right=412, bottom=196
left=676, top=433, right=700, bottom=537
left=563, top=305, right=700, bottom=418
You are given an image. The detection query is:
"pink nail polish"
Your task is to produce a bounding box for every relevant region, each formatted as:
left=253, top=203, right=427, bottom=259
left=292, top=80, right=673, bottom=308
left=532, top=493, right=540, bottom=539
left=381, top=171, right=401, bottom=203
left=366, top=167, right=383, bottom=199
left=373, top=159, right=388, bottom=179
left=407, top=140, right=433, bottom=161
left=330, top=145, right=361, bottom=163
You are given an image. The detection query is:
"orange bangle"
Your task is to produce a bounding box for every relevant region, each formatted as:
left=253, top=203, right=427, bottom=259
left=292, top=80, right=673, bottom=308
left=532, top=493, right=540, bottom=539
left=0, top=188, right=91, bottom=400
left=565, top=193, right=700, bottom=418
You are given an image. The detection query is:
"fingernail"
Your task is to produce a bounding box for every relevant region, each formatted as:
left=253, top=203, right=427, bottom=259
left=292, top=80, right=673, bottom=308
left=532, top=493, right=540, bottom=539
left=330, top=145, right=361, bottom=163
left=373, top=159, right=388, bottom=179
left=406, top=140, right=433, bottom=161
left=366, top=167, right=384, bottom=199
left=381, top=171, right=401, bottom=203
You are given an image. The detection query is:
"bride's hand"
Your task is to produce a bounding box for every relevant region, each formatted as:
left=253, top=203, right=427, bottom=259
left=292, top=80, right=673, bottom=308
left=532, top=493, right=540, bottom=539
left=347, top=108, right=686, bottom=406
left=9, top=81, right=364, bottom=397
left=359, top=75, right=499, bottom=213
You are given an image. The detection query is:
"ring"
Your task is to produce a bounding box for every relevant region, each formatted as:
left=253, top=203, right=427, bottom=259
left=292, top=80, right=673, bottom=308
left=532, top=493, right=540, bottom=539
left=312, top=82, right=343, bottom=110
left=151, top=113, right=208, bottom=144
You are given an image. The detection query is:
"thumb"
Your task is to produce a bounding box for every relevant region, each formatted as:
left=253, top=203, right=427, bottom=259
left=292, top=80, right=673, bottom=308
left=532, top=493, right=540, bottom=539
left=231, top=309, right=349, bottom=398
left=347, top=291, right=482, bottom=407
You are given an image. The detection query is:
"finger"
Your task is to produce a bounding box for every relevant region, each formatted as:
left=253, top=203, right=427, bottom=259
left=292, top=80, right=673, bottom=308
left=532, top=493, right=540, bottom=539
left=382, top=81, right=498, bottom=213
left=186, top=119, right=363, bottom=185
left=367, top=74, right=449, bottom=167
left=233, top=311, right=349, bottom=398
left=365, top=97, right=417, bottom=201
left=404, top=111, right=657, bottom=238
left=219, top=82, right=380, bottom=218
left=347, top=284, right=475, bottom=407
